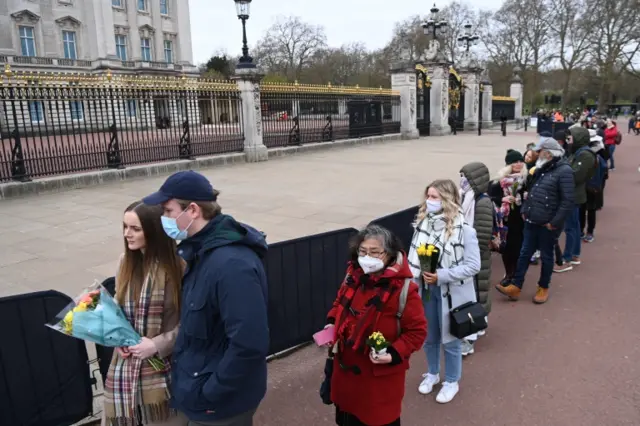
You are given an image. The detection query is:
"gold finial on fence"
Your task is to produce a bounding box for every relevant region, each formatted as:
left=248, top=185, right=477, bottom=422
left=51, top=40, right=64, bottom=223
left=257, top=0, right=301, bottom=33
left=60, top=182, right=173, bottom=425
left=106, top=69, right=113, bottom=81
left=328, top=82, right=332, bottom=88
left=4, top=64, right=12, bottom=79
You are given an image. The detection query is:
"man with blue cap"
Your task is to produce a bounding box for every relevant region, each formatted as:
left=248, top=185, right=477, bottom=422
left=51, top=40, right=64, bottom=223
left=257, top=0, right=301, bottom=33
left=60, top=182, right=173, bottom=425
left=143, top=170, right=268, bottom=426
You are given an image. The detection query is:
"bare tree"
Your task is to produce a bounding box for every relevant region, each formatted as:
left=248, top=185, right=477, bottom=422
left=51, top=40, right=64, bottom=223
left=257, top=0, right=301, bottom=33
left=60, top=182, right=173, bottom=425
left=254, top=16, right=327, bottom=81
left=543, top=0, right=591, bottom=106
left=439, top=1, right=485, bottom=64
left=383, top=15, right=430, bottom=64
left=585, top=0, right=640, bottom=111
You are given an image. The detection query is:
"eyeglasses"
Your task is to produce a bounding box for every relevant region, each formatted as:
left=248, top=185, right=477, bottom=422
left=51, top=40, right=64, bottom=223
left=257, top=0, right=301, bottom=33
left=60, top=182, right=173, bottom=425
left=357, top=248, right=384, bottom=258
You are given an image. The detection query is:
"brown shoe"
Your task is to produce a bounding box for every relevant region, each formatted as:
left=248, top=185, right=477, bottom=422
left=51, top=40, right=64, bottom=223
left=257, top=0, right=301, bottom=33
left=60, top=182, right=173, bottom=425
left=495, top=284, right=521, bottom=301
left=533, top=287, right=549, bottom=304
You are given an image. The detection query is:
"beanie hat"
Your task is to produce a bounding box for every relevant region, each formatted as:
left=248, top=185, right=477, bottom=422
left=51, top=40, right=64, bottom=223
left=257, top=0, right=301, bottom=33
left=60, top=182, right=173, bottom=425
left=505, top=149, right=524, bottom=165
left=554, top=130, right=567, bottom=142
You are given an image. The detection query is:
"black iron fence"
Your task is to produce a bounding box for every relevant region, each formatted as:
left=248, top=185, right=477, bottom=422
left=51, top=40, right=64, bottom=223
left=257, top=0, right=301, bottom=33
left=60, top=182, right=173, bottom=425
left=536, top=120, right=571, bottom=135
left=260, top=83, right=401, bottom=148
left=491, top=97, right=516, bottom=121
left=0, top=72, right=244, bottom=182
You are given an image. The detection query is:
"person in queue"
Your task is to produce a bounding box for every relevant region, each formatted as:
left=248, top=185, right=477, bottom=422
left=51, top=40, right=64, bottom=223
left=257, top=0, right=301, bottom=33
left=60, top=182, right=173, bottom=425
left=326, top=224, right=427, bottom=426
left=102, top=201, right=186, bottom=426
left=143, top=170, right=269, bottom=426
left=495, top=138, right=574, bottom=304
left=410, top=180, right=481, bottom=403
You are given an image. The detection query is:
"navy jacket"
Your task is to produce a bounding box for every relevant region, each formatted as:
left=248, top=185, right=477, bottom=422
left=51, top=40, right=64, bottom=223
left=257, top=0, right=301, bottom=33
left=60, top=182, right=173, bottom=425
left=171, top=214, right=269, bottom=422
left=521, top=157, right=574, bottom=229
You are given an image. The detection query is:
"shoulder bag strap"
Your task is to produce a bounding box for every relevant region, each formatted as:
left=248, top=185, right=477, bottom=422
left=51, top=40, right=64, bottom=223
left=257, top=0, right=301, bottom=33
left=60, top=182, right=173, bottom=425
left=396, top=278, right=412, bottom=335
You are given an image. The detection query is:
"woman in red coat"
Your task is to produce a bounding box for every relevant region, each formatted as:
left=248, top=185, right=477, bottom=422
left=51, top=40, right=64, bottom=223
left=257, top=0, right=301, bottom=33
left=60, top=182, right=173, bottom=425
left=603, top=118, right=618, bottom=170
left=325, top=224, right=427, bottom=426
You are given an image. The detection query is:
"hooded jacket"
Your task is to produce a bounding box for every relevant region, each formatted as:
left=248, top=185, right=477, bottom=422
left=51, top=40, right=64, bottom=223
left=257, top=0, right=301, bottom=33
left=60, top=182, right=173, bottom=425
left=459, top=162, right=493, bottom=314
left=171, top=214, right=269, bottom=422
left=568, top=126, right=597, bottom=205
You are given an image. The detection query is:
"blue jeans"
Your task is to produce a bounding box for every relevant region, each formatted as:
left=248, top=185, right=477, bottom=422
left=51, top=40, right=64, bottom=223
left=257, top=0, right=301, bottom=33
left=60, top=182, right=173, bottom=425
left=513, top=222, right=558, bottom=289
left=607, top=144, right=615, bottom=169
left=563, top=206, right=581, bottom=262
left=422, top=285, right=462, bottom=383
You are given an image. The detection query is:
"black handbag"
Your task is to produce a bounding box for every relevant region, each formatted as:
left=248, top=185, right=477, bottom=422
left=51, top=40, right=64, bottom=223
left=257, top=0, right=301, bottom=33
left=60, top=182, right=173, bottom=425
left=319, top=355, right=334, bottom=405
left=446, top=284, right=488, bottom=339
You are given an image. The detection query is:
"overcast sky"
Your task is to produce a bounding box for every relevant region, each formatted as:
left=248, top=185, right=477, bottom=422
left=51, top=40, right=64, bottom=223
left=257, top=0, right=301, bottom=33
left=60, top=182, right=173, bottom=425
left=188, top=0, right=503, bottom=66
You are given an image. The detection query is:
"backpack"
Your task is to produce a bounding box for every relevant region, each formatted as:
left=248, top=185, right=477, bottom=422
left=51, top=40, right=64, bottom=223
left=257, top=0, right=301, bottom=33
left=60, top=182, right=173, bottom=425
left=586, top=155, right=607, bottom=192
left=615, top=131, right=622, bottom=145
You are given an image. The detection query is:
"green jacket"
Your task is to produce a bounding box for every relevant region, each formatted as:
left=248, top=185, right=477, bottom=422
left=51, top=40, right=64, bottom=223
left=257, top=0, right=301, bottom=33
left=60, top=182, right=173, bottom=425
left=460, top=162, right=493, bottom=314
left=568, top=127, right=596, bottom=205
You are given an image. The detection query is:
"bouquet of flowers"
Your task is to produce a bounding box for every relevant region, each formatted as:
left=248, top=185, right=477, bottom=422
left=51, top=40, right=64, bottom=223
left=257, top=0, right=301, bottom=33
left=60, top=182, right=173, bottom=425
left=46, top=282, right=165, bottom=371
left=366, top=331, right=390, bottom=356
left=416, top=243, right=440, bottom=300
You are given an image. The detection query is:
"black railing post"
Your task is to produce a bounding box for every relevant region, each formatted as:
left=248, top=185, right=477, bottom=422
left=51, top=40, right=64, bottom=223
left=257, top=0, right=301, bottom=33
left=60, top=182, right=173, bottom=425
left=478, top=87, right=483, bottom=136
left=106, top=74, right=123, bottom=169
left=6, top=83, right=30, bottom=181
left=179, top=84, right=193, bottom=159
left=501, top=117, right=507, bottom=137
left=524, top=117, right=528, bottom=132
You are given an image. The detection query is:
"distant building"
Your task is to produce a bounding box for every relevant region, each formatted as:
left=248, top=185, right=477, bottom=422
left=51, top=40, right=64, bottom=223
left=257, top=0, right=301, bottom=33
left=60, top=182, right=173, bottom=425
left=0, top=0, right=198, bottom=75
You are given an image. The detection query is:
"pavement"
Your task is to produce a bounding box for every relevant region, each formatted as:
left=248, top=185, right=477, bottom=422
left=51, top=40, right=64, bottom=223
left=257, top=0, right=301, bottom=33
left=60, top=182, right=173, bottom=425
left=0, top=128, right=523, bottom=297
left=256, top=135, right=640, bottom=425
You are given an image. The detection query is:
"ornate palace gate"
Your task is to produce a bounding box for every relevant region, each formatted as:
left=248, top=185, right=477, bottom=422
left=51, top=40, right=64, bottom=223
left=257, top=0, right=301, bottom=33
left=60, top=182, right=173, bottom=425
left=416, top=64, right=431, bottom=136
left=449, top=68, right=465, bottom=131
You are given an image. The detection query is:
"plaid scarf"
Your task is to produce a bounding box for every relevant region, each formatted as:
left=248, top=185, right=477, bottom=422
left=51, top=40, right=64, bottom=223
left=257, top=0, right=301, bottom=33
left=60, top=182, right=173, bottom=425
left=334, top=262, right=402, bottom=353
left=408, top=210, right=465, bottom=280
left=103, top=263, right=174, bottom=426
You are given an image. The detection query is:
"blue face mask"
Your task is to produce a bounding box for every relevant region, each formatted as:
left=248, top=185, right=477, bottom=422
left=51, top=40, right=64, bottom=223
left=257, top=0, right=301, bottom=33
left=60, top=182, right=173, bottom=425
left=426, top=199, right=442, bottom=213
left=161, top=210, right=193, bottom=241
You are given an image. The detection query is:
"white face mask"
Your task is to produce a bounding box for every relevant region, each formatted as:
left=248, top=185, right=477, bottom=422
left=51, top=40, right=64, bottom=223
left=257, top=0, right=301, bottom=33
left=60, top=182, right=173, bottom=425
left=358, top=255, right=385, bottom=274
left=426, top=199, right=442, bottom=213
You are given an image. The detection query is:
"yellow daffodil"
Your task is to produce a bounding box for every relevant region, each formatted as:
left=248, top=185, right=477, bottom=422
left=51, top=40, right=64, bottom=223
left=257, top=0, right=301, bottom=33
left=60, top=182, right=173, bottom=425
left=73, top=302, right=88, bottom=312
left=62, top=311, right=74, bottom=334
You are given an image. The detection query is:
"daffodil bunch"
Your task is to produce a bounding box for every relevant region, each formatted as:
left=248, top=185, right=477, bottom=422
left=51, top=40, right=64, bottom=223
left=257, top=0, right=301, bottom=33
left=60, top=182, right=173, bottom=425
left=62, top=290, right=100, bottom=334
left=416, top=243, right=439, bottom=274
left=366, top=331, right=389, bottom=353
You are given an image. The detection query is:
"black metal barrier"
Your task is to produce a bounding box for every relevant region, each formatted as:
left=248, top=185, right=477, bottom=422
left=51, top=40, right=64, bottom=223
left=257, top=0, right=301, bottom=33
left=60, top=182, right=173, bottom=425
left=536, top=120, right=571, bottom=135
left=369, top=206, right=420, bottom=252
left=0, top=291, right=93, bottom=426
left=96, top=277, right=116, bottom=384
left=265, top=227, right=357, bottom=355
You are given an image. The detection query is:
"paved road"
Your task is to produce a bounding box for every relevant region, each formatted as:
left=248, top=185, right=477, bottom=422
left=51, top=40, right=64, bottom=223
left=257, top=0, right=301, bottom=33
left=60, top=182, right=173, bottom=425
left=255, top=137, right=640, bottom=425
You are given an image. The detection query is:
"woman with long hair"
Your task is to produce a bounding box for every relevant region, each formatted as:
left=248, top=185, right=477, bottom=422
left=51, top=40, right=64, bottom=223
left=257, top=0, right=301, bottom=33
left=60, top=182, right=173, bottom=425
left=490, top=150, right=528, bottom=284
left=326, top=224, right=427, bottom=426
left=410, top=179, right=481, bottom=404
left=102, top=201, right=186, bottom=426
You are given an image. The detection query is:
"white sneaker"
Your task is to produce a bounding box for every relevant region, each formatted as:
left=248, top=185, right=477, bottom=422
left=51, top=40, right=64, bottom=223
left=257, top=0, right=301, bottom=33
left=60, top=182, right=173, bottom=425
left=418, top=373, right=440, bottom=395
left=461, top=340, right=475, bottom=356
left=436, top=381, right=459, bottom=403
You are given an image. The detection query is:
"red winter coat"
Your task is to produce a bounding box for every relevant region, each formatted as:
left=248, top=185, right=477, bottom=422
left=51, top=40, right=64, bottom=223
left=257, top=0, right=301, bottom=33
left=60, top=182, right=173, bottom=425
left=604, top=126, right=618, bottom=146
left=327, top=254, right=427, bottom=426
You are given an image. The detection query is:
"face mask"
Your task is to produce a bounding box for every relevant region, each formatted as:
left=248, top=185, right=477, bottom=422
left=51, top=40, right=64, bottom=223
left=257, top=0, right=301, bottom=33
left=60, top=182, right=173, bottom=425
left=426, top=200, right=442, bottom=213
left=358, top=255, right=385, bottom=274
left=460, top=176, right=470, bottom=193
left=161, top=210, right=193, bottom=241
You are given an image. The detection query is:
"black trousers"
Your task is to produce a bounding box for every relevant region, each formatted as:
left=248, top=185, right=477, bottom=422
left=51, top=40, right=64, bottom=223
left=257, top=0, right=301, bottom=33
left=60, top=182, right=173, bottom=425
left=580, top=204, right=596, bottom=235
left=336, top=409, right=400, bottom=426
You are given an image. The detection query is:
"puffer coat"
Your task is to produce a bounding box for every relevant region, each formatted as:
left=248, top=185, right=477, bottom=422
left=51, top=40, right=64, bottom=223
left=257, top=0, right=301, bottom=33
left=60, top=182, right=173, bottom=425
left=460, top=162, right=493, bottom=314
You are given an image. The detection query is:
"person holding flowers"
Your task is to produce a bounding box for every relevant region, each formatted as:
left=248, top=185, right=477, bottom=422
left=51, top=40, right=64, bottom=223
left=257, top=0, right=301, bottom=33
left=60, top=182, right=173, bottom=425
left=102, top=201, right=186, bottom=426
left=325, top=224, right=426, bottom=426
left=408, top=179, right=481, bottom=404
left=489, top=150, right=528, bottom=285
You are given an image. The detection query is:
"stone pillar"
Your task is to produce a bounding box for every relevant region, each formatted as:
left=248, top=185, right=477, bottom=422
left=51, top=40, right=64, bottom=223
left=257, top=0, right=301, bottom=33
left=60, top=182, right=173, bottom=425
left=480, top=69, right=493, bottom=128
left=126, top=2, right=141, bottom=61
left=91, top=0, right=117, bottom=59
left=233, top=68, right=268, bottom=162
left=510, top=66, right=524, bottom=121
left=175, top=0, right=194, bottom=65
left=461, top=68, right=481, bottom=131
left=338, top=100, right=347, bottom=116
left=426, top=62, right=450, bottom=136
left=390, top=66, right=418, bottom=139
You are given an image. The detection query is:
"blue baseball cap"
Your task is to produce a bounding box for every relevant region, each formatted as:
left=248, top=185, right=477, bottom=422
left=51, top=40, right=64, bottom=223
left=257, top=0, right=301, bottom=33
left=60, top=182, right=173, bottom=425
left=143, top=171, right=217, bottom=205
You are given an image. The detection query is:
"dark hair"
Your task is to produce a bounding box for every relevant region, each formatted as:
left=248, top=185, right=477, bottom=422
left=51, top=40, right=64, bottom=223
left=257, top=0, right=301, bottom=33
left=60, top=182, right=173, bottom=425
left=348, top=224, right=404, bottom=266
left=116, top=201, right=184, bottom=311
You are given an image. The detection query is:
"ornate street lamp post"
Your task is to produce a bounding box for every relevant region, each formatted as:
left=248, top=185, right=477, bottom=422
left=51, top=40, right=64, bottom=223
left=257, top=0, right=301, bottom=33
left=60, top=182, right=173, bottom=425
left=422, top=3, right=448, bottom=40
left=234, top=0, right=254, bottom=68
left=457, top=22, right=479, bottom=52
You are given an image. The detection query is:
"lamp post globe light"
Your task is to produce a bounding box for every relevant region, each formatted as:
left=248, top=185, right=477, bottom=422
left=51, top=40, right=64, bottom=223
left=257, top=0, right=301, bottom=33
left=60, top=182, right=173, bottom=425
left=457, top=22, right=479, bottom=52
left=234, top=0, right=254, bottom=68
left=422, top=3, right=448, bottom=39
